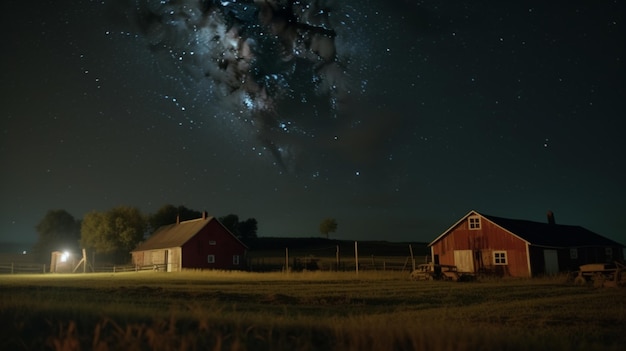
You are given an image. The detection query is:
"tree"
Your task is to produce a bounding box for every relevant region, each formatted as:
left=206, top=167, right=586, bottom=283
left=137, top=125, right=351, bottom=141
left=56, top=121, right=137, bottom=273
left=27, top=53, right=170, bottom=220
left=147, top=204, right=202, bottom=233
left=238, top=218, right=258, bottom=240
left=219, top=214, right=240, bottom=236
left=33, top=209, right=81, bottom=262
left=81, top=206, right=146, bottom=263
left=218, top=214, right=258, bottom=240
left=319, top=218, right=338, bottom=238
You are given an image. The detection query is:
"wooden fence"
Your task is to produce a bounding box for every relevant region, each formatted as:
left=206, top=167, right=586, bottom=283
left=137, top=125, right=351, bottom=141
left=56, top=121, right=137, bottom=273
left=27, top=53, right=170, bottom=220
left=0, top=262, right=171, bottom=274
left=247, top=254, right=430, bottom=272
left=0, top=262, right=47, bottom=274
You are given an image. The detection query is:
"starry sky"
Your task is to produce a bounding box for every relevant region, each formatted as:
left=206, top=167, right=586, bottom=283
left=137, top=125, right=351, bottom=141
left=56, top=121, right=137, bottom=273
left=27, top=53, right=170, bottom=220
left=1, top=0, right=625, bottom=248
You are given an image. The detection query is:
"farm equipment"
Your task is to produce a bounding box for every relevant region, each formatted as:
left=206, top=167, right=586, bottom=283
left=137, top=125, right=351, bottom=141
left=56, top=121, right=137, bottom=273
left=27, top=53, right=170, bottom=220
left=572, top=261, right=626, bottom=287
left=410, top=263, right=467, bottom=281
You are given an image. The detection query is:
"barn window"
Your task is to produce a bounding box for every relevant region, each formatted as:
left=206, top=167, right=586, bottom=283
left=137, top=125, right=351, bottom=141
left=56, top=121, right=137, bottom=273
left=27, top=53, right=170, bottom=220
left=569, top=248, right=578, bottom=259
left=207, top=254, right=215, bottom=263
left=233, top=255, right=240, bottom=265
left=209, top=240, right=217, bottom=245
left=468, top=216, right=481, bottom=230
left=605, top=247, right=613, bottom=258
left=493, top=251, right=507, bottom=265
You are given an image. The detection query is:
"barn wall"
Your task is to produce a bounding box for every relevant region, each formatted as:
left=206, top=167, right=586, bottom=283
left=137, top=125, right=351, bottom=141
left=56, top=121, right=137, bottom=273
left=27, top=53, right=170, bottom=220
left=169, top=247, right=182, bottom=271
left=131, top=251, right=144, bottom=266
left=529, top=245, right=625, bottom=276
left=150, top=250, right=166, bottom=265
left=431, top=216, right=530, bottom=277
left=181, top=219, right=247, bottom=270
left=132, top=248, right=181, bottom=270
left=576, top=246, right=624, bottom=264
left=528, top=246, right=567, bottom=276
left=528, top=246, right=545, bottom=276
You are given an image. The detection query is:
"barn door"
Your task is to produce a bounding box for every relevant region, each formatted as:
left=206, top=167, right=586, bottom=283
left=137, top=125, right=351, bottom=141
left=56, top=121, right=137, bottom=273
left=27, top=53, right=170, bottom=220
left=543, top=250, right=558, bottom=275
left=454, top=250, right=474, bottom=272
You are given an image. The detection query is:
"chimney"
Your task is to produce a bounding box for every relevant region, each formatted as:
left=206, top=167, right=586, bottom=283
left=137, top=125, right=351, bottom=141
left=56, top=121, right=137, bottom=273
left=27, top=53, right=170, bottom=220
left=202, top=211, right=208, bottom=220
left=547, top=210, right=555, bottom=225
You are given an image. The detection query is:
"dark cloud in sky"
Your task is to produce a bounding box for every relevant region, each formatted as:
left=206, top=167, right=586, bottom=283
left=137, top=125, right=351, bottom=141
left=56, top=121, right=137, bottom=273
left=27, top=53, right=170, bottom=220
left=1, top=0, right=625, bottom=247
left=117, top=0, right=377, bottom=172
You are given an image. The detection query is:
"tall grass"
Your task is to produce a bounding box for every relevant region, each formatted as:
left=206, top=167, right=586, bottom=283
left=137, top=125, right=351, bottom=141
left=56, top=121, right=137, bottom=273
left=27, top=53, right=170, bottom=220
left=1, top=271, right=624, bottom=350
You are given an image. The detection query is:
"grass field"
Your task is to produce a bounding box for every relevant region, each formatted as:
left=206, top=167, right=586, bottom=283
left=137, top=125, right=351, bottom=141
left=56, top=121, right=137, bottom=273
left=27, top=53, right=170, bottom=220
left=1, top=271, right=624, bottom=351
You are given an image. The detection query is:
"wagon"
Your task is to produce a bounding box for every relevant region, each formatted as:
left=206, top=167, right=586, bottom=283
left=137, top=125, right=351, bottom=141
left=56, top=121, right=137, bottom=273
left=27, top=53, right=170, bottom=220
left=410, top=263, right=463, bottom=281
left=572, top=261, right=626, bottom=287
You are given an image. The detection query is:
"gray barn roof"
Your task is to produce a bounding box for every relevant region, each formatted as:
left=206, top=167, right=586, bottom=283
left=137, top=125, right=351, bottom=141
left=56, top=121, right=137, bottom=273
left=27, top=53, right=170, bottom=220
left=482, top=214, right=623, bottom=248
left=132, top=217, right=215, bottom=252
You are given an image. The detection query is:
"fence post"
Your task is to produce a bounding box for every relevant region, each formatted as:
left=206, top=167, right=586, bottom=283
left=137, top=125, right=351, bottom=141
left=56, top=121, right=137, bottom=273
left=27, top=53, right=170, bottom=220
left=336, top=245, right=340, bottom=271
left=354, top=241, right=359, bottom=275
left=43, top=264, right=46, bottom=274
left=11, top=262, right=14, bottom=274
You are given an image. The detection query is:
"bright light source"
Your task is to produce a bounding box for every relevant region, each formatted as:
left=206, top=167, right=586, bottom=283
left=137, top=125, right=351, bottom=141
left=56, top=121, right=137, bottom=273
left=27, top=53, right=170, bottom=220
left=60, top=251, right=70, bottom=262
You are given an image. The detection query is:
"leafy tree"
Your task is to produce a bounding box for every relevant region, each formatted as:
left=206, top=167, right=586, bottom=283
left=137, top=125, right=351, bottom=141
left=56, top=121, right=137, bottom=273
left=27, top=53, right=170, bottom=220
left=33, top=209, right=81, bottom=262
left=319, top=218, right=338, bottom=238
left=218, top=214, right=258, bottom=240
left=148, top=204, right=202, bottom=233
left=238, top=218, right=258, bottom=239
left=81, top=206, right=146, bottom=263
left=219, top=214, right=240, bottom=235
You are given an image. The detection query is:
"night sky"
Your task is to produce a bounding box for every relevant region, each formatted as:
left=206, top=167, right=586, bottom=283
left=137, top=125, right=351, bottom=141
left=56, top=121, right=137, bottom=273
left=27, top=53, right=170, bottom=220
left=2, top=0, right=625, bottom=248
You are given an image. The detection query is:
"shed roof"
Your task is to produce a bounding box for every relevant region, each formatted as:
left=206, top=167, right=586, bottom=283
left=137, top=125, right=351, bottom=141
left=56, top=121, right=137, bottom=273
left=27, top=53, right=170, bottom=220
left=132, top=217, right=237, bottom=252
left=429, top=210, right=623, bottom=248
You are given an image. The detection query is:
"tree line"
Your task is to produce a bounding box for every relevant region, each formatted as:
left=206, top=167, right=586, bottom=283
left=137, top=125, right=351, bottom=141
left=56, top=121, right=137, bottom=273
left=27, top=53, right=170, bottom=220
left=32, top=205, right=258, bottom=264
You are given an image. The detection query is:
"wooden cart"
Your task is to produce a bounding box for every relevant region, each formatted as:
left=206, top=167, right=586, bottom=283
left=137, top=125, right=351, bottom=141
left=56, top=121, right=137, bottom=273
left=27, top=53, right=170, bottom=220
left=573, top=261, right=626, bottom=287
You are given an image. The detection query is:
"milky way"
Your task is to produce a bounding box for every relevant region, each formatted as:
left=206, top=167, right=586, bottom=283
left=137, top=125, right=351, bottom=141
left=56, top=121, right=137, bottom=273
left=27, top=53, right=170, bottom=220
left=123, top=0, right=372, bottom=172
left=3, top=0, right=625, bottom=245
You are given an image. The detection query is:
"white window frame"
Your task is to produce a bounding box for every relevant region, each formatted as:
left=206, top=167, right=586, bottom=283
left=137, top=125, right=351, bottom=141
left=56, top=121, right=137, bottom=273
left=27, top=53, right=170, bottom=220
left=493, top=251, right=507, bottom=265
left=468, top=216, right=481, bottom=230
left=233, top=255, right=240, bottom=265
left=207, top=254, right=215, bottom=263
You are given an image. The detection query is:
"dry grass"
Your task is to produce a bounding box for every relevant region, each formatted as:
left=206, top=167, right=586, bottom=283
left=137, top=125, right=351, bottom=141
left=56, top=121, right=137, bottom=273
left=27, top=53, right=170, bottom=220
left=1, top=271, right=624, bottom=350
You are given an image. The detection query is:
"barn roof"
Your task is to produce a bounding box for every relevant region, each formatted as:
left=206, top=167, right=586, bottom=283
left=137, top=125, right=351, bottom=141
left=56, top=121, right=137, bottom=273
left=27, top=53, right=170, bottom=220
left=482, top=214, right=623, bottom=248
left=132, top=216, right=245, bottom=252
left=429, top=210, right=624, bottom=248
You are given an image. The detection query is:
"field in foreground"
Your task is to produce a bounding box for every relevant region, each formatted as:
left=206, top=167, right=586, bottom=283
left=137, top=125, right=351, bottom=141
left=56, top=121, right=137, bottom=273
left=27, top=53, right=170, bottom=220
left=0, top=271, right=625, bottom=351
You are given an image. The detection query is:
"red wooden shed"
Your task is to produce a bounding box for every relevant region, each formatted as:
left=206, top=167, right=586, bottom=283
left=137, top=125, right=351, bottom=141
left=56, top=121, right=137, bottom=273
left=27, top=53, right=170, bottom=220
left=429, top=210, right=624, bottom=277
left=131, top=213, right=248, bottom=272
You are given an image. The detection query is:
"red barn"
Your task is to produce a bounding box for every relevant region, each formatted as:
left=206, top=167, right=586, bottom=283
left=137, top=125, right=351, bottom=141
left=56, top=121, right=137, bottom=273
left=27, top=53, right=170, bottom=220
left=429, top=210, right=624, bottom=277
left=131, top=213, right=248, bottom=272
